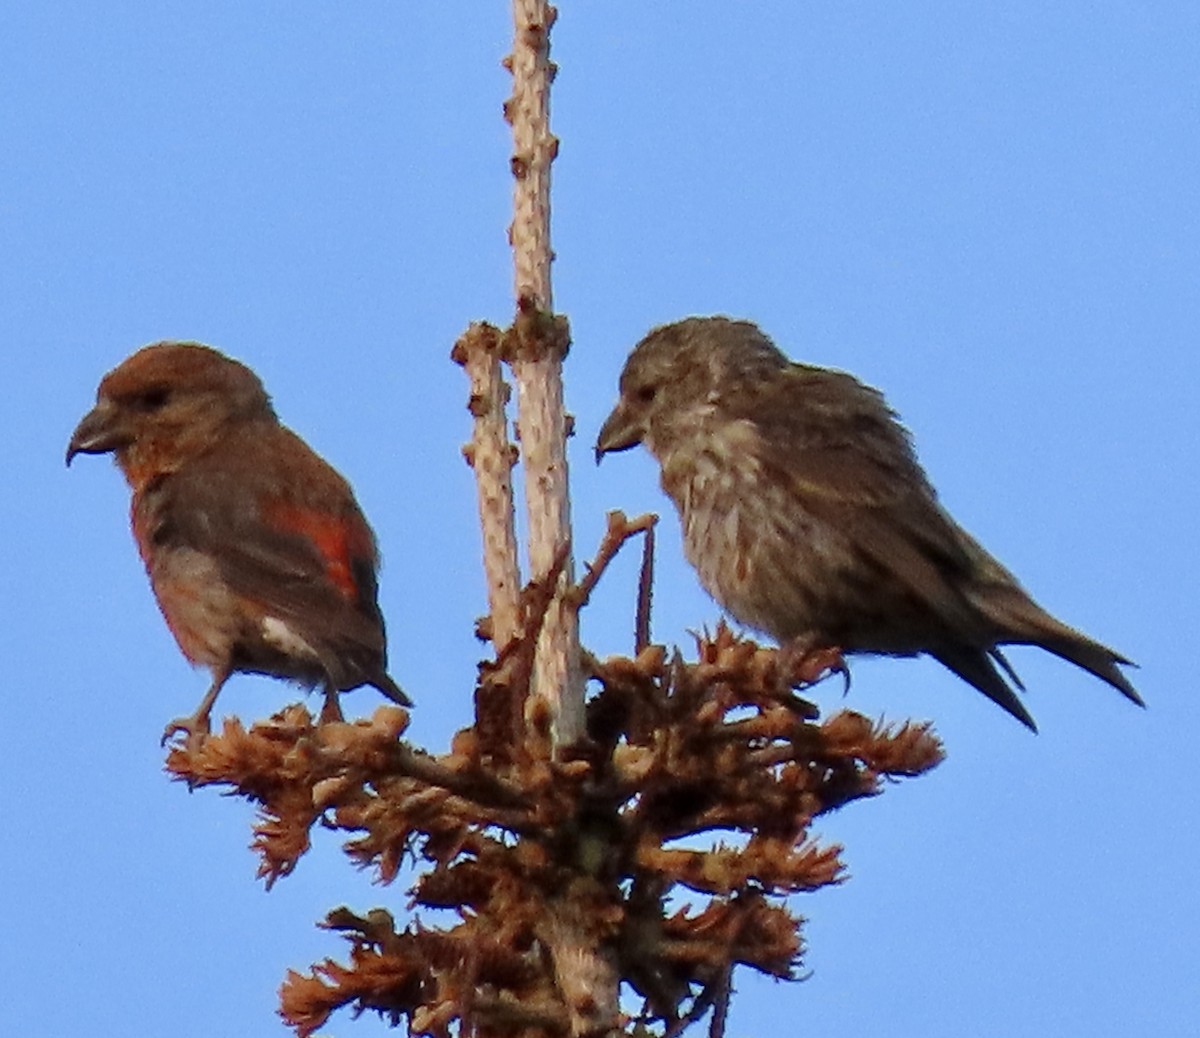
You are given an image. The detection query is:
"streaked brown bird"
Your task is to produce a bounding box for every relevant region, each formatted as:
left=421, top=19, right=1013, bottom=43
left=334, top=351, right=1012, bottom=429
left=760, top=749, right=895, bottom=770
left=595, top=316, right=1142, bottom=730
left=67, top=342, right=410, bottom=746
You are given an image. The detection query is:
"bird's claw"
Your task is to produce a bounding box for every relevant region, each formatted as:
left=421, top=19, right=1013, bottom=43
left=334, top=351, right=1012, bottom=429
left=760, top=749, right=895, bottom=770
left=830, top=657, right=852, bottom=697
left=782, top=643, right=850, bottom=692
left=161, top=713, right=211, bottom=752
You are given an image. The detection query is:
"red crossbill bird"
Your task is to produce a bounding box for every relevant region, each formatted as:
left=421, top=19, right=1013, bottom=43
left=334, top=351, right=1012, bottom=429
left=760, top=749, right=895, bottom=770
left=67, top=341, right=410, bottom=746
left=595, top=316, right=1142, bottom=731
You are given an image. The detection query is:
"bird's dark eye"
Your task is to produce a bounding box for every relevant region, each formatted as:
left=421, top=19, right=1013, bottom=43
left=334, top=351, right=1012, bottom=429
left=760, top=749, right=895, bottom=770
left=634, top=384, right=657, bottom=404
left=133, top=386, right=171, bottom=411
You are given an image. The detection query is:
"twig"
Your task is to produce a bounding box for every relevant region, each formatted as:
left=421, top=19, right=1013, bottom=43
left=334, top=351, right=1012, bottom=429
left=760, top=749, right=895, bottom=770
left=636, top=518, right=656, bottom=654
left=505, top=0, right=583, bottom=749
left=505, top=4, right=558, bottom=307
left=470, top=993, right=570, bottom=1033
left=538, top=902, right=621, bottom=1037
left=388, top=744, right=528, bottom=811
left=660, top=963, right=729, bottom=1038
left=571, top=510, right=658, bottom=609
left=708, top=965, right=731, bottom=1038
left=452, top=323, right=522, bottom=649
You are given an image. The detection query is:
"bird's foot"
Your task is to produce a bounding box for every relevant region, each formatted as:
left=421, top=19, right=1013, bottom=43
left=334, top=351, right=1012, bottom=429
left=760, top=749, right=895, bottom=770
left=319, top=688, right=345, bottom=725
left=781, top=642, right=850, bottom=693
left=161, top=712, right=212, bottom=753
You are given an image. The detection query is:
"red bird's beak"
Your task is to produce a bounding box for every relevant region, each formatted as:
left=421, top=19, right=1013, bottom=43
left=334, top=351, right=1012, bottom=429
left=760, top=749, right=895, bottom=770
left=66, top=399, right=129, bottom=466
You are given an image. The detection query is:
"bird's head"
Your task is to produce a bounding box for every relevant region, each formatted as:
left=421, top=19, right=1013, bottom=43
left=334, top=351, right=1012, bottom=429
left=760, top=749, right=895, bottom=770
left=594, top=316, right=788, bottom=463
left=67, top=342, right=275, bottom=479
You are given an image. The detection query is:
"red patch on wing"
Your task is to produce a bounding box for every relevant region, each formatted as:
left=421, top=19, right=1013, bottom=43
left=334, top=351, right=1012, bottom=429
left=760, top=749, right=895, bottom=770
left=265, top=501, right=371, bottom=600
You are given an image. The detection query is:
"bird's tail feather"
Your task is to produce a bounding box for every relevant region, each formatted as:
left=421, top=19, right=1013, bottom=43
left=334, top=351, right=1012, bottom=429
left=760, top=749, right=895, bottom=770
left=933, top=646, right=1038, bottom=732
left=989, top=647, right=1026, bottom=691
left=1037, top=634, right=1143, bottom=706
left=976, top=587, right=1143, bottom=707
left=372, top=672, right=413, bottom=708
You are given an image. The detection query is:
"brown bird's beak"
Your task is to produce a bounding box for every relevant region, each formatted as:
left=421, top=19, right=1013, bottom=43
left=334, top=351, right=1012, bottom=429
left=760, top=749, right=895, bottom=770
left=594, top=403, right=644, bottom=464
left=66, top=399, right=130, bottom=466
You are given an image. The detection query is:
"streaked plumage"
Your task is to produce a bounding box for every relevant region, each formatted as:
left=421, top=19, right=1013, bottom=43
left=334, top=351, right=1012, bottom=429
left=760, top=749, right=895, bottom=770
left=595, top=316, right=1141, bottom=730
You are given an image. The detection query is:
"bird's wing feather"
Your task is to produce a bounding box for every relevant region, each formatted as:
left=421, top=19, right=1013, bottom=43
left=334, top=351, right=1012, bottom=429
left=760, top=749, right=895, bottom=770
left=161, top=426, right=387, bottom=656
left=728, top=366, right=986, bottom=635
left=733, top=368, right=1140, bottom=707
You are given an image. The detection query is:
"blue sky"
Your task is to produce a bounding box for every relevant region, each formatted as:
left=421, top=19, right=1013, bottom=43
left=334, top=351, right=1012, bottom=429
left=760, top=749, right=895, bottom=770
left=3, top=3, right=1196, bottom=1035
